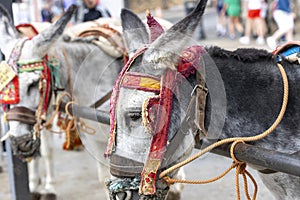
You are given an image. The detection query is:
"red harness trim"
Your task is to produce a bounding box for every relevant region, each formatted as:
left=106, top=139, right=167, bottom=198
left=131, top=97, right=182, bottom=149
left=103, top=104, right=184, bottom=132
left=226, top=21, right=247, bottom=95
left=15, top=23, right=39, bottom=37
left=139, top=69, right=176, bottom=195
left=41, top=59, right=52, bottom=117
left=105, top=47, right=148, bottom=156
left=121, top=72, right=160, bottom=93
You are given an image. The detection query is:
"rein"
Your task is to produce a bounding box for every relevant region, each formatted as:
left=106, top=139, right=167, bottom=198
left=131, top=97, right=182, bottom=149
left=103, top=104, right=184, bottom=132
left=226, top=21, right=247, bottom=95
left=159, top=63, right=289, bottom=200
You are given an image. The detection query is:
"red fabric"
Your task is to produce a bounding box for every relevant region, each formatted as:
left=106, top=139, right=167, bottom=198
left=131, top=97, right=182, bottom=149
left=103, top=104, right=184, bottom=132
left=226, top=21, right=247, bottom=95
left=0, top=77, right=19, bottom=104
left=15, top=23, right=39, bottom=35
left=41, top=61, right=52, bottom=116
left=140, top=69, right=176, bottom=195
left=177, top=45, right=206, bottom=79
left=144, top=96, right=160, bottom=132
left=105, top=47, right=148, bottom=157
left=0, top=38, right=29, bottom=104
left=147, top=13, right=165, bottom=43
left=248, top=9, right=261, bottom=18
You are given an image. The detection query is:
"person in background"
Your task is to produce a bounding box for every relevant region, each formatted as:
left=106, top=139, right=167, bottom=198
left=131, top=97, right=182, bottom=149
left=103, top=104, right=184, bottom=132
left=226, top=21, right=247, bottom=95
left=224, top=0, right=244, bottom=39
left=214, top=0, right=227, bottom=37
left=260, top=0, right=270, bottom=35
left=41, top=3, right=54, bottom=22
left=184, top=0, right=206, bottom=40
left=239, top=0, right=265, bottom=45
left=267, top=0, right=294, bottom=49
left=76, top=0, right=111, bottom=23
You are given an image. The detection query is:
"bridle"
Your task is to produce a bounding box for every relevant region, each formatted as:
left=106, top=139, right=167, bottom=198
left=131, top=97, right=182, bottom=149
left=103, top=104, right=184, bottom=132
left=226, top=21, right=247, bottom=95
left=1, top=37, right=52, bottom=161
left=105, top=44, right=207, bottom=198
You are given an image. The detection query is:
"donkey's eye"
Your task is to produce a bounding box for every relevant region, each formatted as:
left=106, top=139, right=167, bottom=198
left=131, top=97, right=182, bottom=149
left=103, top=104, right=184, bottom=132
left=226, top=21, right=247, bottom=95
left=128, top=112, right=142, bottom=121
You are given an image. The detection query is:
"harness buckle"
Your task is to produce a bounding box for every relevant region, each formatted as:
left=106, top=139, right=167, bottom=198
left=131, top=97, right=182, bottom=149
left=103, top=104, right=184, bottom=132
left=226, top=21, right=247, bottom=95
left=191, top=84, right=208, bottom=97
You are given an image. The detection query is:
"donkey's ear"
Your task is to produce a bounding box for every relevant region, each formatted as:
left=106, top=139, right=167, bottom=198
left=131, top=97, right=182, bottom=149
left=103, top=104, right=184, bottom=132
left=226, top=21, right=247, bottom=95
left=0, top=4, right=19, bottom=57
left=143, top=0, right=208, bottom=71
left=121, top=9, right=149, bottom=57
left=31, top=5, right=77, bottom=57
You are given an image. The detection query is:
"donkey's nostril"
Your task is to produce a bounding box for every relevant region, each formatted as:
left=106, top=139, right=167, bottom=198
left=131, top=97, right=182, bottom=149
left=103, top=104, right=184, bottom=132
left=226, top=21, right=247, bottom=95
left=116, top=192, right=127, bottom=200
left=116, top=190, right=136, bottom=200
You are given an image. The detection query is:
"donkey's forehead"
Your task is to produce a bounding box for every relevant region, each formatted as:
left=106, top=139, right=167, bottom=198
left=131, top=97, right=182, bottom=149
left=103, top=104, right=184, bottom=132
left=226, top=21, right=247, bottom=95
left=118, top=88, right=156, bottom=108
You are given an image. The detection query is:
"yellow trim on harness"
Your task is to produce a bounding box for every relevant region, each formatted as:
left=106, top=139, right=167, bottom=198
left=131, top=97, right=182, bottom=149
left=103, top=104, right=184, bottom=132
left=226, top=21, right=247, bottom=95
left=140, top=77, right=160, bottom=90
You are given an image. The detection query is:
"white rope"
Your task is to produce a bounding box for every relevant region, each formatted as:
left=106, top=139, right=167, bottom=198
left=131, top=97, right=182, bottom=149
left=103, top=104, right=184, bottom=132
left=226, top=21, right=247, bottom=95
left=0, top=131, right=11, bottom=142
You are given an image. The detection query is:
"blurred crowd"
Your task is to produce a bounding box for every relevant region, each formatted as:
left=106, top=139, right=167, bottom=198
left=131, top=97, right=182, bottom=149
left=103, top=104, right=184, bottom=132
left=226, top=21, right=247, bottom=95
left=210, top=0, right=296, bottom=49
left=40, top=0, right=111, bottom=23
left=14, top=0, right=297, bottom=50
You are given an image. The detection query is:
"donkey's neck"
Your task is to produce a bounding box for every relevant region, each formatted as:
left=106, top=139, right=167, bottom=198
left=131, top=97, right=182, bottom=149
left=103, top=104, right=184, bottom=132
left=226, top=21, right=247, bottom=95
left=55, top=41, right=123, bottom=108
left=204, top=47, right=285, bottom=142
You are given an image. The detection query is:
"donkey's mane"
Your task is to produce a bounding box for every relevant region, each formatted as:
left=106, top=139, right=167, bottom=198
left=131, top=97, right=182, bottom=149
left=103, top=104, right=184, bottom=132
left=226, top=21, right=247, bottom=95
left=58, top=40, right=97, bottom=55
left=206, top=46, right=274, bottom=63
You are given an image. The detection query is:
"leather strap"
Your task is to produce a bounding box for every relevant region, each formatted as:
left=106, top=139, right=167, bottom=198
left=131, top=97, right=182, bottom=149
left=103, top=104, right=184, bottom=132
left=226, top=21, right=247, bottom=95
left=6, top=106, right=36, bottom=125
left=195, top=69, right=208, bottom=142
left=89, top=90, right=112, bottom=109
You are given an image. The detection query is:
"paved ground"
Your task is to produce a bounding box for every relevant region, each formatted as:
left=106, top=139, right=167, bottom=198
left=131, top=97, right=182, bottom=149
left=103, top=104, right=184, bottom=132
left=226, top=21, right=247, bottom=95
left=2, top=3, right=300, bottom=200
left=0, top=135, right=275, bottom=200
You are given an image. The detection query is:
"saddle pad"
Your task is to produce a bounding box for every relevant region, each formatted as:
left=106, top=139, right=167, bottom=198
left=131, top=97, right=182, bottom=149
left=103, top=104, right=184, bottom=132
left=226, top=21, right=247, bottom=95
left=63, top=18, right=125, bottom=58
left=16, top=22, right=51, bottom=37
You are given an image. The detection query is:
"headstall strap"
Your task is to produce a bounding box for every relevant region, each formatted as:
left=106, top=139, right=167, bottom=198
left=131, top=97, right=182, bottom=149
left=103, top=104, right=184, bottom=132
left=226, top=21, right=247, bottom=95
left=139, top=68, right=176, bottom=195
left=105, top=47, right=148, bottom=157
left=195, top=70, right=208, bottom=140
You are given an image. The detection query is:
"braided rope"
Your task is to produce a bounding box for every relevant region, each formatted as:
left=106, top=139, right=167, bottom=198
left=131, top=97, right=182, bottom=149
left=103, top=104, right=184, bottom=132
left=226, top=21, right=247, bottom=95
left=159, top=63, right=288, bottom=200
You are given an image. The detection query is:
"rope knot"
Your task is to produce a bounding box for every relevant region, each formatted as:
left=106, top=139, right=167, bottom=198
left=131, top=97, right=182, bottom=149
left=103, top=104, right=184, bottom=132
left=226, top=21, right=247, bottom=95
left=163, top=176, right=174, bottom=186
left=230, top=140, right=245, bottom=163
left=237, top=162, right=247, bottom=174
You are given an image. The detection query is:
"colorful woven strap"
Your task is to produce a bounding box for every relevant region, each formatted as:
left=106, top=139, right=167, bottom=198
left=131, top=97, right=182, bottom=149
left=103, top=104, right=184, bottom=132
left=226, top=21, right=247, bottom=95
left=139, top=68, right=176, bottom=195
left=0, top=38, right=29, bottom=104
